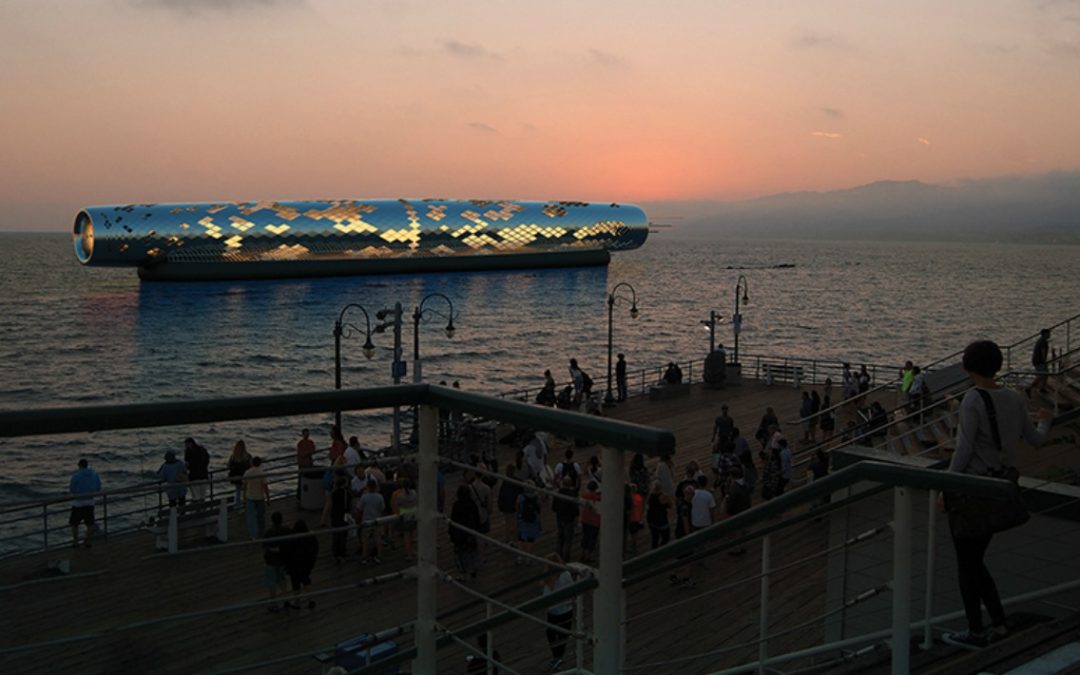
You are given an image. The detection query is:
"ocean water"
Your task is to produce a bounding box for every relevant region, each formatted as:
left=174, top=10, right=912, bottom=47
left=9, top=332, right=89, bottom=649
left=0, top=232, right=1075, bottom=505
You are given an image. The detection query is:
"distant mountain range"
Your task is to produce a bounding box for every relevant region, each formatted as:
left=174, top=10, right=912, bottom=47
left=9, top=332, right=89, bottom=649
left=649, top=171, right=1080, bottom=243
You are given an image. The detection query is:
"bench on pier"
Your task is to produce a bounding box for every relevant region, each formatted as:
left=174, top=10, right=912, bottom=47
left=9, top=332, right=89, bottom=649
left=149, top=498, right=229, bottom=553
left=762, top=363, right=805, bottom=387
left=649, top=382, right=690, bottom=401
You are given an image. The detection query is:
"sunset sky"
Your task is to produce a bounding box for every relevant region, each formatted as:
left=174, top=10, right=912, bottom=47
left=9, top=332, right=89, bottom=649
left=3, top=0, right=1080, bottom=230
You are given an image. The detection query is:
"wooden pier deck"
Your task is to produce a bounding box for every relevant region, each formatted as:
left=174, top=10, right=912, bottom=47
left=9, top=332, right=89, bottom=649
left=0, top=380, right=902, bottom=674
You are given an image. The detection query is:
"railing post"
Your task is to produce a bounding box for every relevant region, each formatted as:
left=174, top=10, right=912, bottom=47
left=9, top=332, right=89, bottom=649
left=921, top=489, right=938, bottom=650
left=168, top=505, right=178, bottom=554
left=208, top=469, right=215, bottom=501
left=486, top=600, right=494, bottom=675
left=891, top=486, right=912, bottom=674
left=102, top=494, right=108, bottom=541
left=758, top=534, right=771, bottom=675
left=415, top=404, right=439, bottom=674
left=575, top=588, right=585, bottom=670
left=42, top=503, right=48, bottom=550
left=595, top=444, right=626, bottom=672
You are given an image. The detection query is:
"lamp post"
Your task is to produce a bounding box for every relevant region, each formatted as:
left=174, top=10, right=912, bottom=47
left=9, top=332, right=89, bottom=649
left=412, top=293, right=456, bottom=384
left=605, top=282, right=639, bottom=405
left=733, top=274, right=749, bottom=365
left=333, top=303, right=376, bottom=430
left=376, top=303, right=405, bottom=454
left=702, top=310, right=724, bottom=355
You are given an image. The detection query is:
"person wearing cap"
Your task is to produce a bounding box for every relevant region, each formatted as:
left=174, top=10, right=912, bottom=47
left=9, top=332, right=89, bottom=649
left=69, top=458, right=101, bottom=548
left=157, top=450, right=189, bottom=508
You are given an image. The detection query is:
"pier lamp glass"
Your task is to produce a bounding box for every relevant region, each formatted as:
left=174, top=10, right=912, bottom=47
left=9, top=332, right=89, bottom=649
left=362, top=338, right=376, bottom=359
left=630, top=304, right=639, bottom=319
left=445, top=320, right=455, bottom=339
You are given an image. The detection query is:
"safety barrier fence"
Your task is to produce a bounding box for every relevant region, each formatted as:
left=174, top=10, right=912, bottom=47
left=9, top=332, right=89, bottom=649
left=1, top=387, right=1076, bottom=671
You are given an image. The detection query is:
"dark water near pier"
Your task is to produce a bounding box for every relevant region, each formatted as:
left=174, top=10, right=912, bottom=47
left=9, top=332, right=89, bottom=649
left=0, top=232, right=1075, bottom=505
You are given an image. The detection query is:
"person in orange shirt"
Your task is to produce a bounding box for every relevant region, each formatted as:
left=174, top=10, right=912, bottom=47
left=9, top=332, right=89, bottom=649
left=297, top=429, right=316, bottom=469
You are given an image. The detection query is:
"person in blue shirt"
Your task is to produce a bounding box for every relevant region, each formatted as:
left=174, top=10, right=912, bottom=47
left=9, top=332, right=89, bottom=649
left=157, top=450, right=189, bottom=507
left=69, top=459, right=102, bottom=548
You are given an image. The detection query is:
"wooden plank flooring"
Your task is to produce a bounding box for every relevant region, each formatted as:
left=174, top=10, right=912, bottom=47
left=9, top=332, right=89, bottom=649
left=0, top=380, right=916, bottom=674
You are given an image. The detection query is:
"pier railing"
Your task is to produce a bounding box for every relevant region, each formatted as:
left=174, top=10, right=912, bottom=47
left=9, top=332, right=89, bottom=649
left=2, top=383, right=1077, bottom=674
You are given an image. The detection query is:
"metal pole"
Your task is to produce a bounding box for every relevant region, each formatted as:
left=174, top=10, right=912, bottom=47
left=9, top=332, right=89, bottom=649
left=392, top=302, right=403, bottom=454
left=102, top=494, right=108, bottom=541
left=892, top=486, right=912, bottom=674
left=734, top=287, right=741, bottom=365
left=710, top=310, right=716, bottom=355
left=575, top=589, right=586, bottom=670
left=921, top=489, right=938, bottom=650
left=605, top=294, right=615, bottom=405
left=415, top=404, right=439, bottom=673
left=334, top=320, right=342, bottom=431
left=413, top=307, right=421, bottom=384
left=758, top=534, right=771, bottom=675
left=42, top=503, right=48, bottom=550
left=595, top=445, right=626, bottom=672
left=486, top=601, right=494, bottom=675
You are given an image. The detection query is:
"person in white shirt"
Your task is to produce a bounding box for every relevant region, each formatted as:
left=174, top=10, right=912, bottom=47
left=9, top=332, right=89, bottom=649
left=690, top=476, right=716, bottom=531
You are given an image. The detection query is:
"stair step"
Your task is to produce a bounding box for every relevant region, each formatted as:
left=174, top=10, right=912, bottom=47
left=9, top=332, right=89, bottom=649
left=1004, top=641, right=1080, bottom=674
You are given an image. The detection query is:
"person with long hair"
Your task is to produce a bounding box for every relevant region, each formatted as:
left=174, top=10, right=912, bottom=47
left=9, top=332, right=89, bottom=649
left=941, top=340, right=1051, bottom=650
left=227, top=440, right=252, bottom=507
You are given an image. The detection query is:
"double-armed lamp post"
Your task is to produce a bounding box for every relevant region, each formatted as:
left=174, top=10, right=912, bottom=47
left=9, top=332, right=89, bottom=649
left=412, top=293, right=456, bottom=384
left=333, top=303, right=377, bottom=431
left=333, top=302, right=406, bottom=451
left=605, top=282, right=639, bottom=405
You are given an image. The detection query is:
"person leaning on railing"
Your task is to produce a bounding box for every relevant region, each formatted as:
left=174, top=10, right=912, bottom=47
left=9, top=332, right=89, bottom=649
left=940, top=340, right=1052, bottom=651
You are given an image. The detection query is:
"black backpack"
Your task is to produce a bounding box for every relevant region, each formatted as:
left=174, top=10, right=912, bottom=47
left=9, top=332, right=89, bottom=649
left=580, top=370, right=593, bottom=390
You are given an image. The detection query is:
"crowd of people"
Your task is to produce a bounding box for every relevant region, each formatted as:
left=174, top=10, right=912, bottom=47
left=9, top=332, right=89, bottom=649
left=60, top=333, right=1057, bottom=664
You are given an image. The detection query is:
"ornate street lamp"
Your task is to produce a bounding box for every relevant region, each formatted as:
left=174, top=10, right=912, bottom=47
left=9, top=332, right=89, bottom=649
left=412, top=293, right=456, bottom=384
left=605, top=282, right=639, bottom=405
left=733, top=275, right=749, bottom=365
left=333, top=303, right=376, bottom=430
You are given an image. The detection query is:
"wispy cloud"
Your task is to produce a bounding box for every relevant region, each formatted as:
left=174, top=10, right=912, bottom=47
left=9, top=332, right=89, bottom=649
left=917, top=137, right=932, bottom=146
left=810, top=131, right=842, bottom=140
left=791, top=31, right=853, bottom=52
left=134, top=0, right=305, bottom=14
left=443, top=40, right=502, bottom=62
left=587, top=48, right=629, bottom=70
left=821, top=107, right=845, bottom=120
left=977, top=42, right=1020, bottom=55
left=1047, top=41, right=1080, bottom=57
left=467, top=122, right=497, bottom=134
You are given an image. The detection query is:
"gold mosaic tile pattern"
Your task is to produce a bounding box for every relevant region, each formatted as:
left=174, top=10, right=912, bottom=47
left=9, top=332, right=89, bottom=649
left=74, top=199, right=648, bottom=267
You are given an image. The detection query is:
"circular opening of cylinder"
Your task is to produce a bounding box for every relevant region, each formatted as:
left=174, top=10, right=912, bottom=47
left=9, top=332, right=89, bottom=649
left=73, top=211, right=94, bottom=264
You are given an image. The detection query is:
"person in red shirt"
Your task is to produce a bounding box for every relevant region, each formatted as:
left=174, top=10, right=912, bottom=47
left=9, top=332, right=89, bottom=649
left=296, top=429, right=316, bottom=469
left=328, top=426, right=347, bottom=464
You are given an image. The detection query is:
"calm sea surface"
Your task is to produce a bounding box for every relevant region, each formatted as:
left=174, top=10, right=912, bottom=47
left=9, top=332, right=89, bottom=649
left=0, top=232, right=1076, bottom=505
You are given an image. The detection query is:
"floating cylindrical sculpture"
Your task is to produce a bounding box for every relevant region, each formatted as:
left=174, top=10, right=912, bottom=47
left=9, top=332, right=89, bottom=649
left=73, top=199, right=648, bottom=281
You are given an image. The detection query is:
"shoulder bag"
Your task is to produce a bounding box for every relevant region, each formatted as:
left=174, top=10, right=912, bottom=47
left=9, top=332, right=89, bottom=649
left=945, top=389, right=1030, bottom=538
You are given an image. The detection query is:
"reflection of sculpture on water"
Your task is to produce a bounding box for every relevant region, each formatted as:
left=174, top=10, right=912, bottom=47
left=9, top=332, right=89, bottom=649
left=129, top=265, right=610, bottom=450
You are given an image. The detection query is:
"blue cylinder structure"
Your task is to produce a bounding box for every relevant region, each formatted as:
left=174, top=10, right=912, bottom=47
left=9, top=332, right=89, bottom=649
left=72, top=199, right=649, bottom=281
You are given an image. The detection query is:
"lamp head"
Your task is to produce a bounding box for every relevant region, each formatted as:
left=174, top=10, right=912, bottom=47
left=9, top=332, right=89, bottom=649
left=630, top=304, right=639, bottom=319
left=362, top=337, right=376, bottom=359
left=445, top=318, right=456, bottom=339
left=742, top=292, right=749, bottom=304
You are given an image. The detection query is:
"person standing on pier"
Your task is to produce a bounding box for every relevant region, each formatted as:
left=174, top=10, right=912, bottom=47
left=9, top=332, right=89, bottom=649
left=243, top=457, right=270, bottom=539
left=569, top=358, right=585, bottom=406
left=183, top=438, right=210, bottom=501
left=941, top=340, right=1051, bottom=650
left=616, top=353, right=628, bottom=402
left=69, top=458, right=101, bottom=548
left=1027, top=328, right=1051, bottom=397
left=157, top=450, right=189, bottom=508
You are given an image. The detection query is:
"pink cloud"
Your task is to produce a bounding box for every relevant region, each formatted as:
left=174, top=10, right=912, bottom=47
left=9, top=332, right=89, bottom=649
left=810, top=131, right=842, bottom=139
